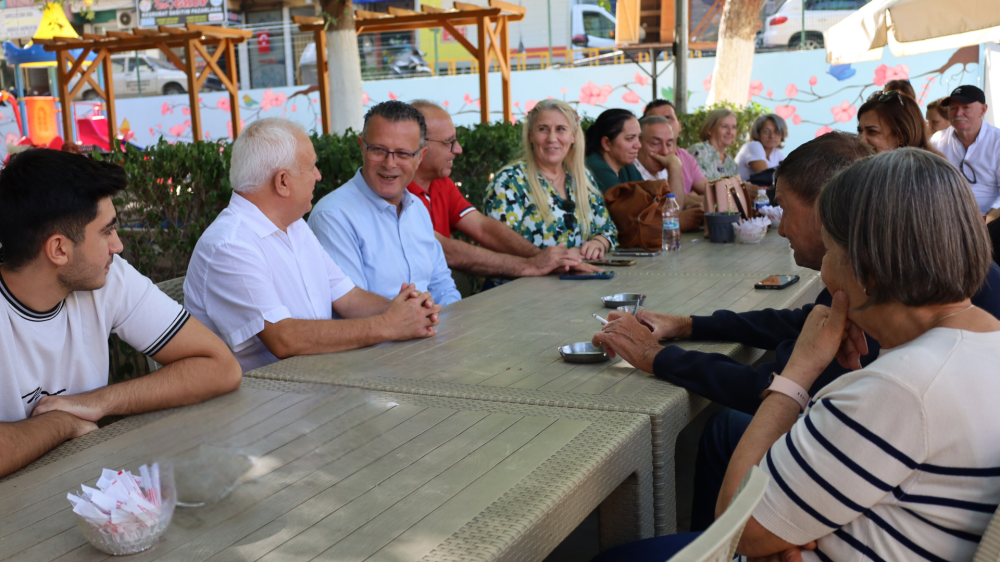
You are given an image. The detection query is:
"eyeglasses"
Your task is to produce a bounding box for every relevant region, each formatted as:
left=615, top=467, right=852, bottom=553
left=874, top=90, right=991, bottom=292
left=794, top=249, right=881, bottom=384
left=960, top=157, right=977, bottom=184
left=426, top=137, right=459, bottom=152
left=867, top=90, right=904, bottom=106
left=362, top=140, right=420, bottom=163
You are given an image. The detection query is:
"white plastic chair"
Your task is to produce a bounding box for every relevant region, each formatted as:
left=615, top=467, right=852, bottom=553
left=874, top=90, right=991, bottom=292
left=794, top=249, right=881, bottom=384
left=974, top=506, right=1000, bottom=562
left=146, top=276, right=186, bottom=373
left=667, top=465, right=770, bottom=562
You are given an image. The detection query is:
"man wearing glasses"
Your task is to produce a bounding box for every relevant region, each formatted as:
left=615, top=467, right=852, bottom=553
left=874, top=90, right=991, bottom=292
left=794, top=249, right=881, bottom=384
left=309, top=101, right=462, bottom=306
left=930, top=85, right=1000, bottom=217
left=405, top=100, right=588, bottom=277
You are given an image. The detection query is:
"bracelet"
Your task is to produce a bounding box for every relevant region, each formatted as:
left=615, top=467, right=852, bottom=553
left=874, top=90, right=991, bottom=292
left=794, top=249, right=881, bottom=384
left=591, top=236, right=610, bottom=250
left=760, top=373, right=810, bottom=412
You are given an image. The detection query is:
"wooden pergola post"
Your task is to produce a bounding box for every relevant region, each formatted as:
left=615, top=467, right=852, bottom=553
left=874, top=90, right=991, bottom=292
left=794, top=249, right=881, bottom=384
left=37, top=24, right=251, bottom=146
left=301, top=0, right=524, bottom=127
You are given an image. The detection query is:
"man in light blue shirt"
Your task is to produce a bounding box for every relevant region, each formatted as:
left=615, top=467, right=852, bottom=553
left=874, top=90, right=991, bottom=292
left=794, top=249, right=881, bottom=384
left=309, top=101, right=462, bottom=306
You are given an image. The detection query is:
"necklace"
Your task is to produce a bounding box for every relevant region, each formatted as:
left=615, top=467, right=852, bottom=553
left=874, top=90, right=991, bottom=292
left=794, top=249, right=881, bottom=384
left=932, top=304, right=975, bottom=327
left=540, top=169, right=563, bottom=186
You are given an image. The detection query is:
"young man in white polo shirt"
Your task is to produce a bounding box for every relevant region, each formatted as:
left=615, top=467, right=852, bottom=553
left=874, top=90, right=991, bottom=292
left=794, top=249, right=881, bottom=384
left=0, top=149, right=242, bottom=477
left=185, top=118, right=442, bottom=374
left=930, top=85, right=1000, bottom=216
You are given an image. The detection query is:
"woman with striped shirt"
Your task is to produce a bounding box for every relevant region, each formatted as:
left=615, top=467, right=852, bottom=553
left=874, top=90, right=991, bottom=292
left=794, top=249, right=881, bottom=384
left=722, top=148, right=1000, bottom=561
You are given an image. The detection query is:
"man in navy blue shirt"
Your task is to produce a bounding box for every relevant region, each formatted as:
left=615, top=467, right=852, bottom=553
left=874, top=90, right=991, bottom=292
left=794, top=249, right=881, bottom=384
left=603, top=132, right=1000, bottom=531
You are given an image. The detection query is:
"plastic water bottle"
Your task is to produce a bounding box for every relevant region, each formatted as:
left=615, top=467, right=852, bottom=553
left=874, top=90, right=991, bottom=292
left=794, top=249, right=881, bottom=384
left=663, top=194, right=681, bottom=252
left=754, top=190, right=770, bottom=215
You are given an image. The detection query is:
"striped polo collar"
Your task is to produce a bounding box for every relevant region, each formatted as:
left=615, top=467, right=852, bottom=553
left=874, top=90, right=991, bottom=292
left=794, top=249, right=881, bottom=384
left=0, top=270, right=64, bottom=322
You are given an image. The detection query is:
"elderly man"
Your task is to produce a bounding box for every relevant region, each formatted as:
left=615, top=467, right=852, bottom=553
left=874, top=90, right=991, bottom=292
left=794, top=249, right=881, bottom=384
left=185, top=118, right=441, bottom=374
left=0, top=149, right=241, bottom=477
left=643, top=99, right=708, bottom=198
left=635, top=115, right=689, bottom=206
left=930, top=85, right=1000, bottom=216
left=596, top=131, right=1000, bottom=532
left=407, top=100, right=588, bottom=277
left=309, top=101, right=461, bottom=305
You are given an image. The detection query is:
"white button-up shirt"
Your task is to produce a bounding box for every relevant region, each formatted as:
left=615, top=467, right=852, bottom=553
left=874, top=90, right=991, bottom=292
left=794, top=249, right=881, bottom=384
left=308, top=170, right=461, bottom=306
left=185, top=193, right=355, bottom=373
left=634, top=158, right=668, bottom=182
left=931, top=122, right=1000, bottom=214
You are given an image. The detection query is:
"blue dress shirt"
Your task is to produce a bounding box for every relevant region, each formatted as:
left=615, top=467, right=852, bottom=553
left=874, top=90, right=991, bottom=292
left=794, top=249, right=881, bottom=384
left=308, top=170, right=462, bottom=306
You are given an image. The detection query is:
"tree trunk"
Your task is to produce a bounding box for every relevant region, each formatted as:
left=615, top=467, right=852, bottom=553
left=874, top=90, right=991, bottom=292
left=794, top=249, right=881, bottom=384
left=705, top=0, right=764, bottom=108
left=323, top=0, right=364, bottom=134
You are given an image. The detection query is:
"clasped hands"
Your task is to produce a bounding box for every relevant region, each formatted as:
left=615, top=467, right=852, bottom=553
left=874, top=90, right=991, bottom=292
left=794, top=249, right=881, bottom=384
left=387, top=283, right=443, bottom=339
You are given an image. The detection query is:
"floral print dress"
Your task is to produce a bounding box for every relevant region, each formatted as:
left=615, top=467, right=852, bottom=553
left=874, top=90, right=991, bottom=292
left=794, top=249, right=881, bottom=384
left=485, top=162, right=618, bottom=250
left=687, top=141, right=738, bottom=181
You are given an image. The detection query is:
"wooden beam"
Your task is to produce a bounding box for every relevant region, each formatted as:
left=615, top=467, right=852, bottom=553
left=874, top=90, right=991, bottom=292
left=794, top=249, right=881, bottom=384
left=192, top=41, right=230, bottom=92
left=106, top=30, right=137, bottom=39
left=100, top=49, right=118, bottom=145
left=157, top=43, right=186, bottom=71
left=186, top=23, right=252, bottom=38
left=454, top=2, right=484, bottom=11
left=293, top=15, right=323, bottom=24
left=489, top=0, right=525, bottom=15
left=387, top=6, right=419, bottom=15
left=55, top=49, right=73, bottom=143
left=183, top=38, right=202, bottom=142
left=64, top=47, right=93, bottom=86
left=223, top=38, right=241, bottom=139
left=498, top=16, right=512, bottom=123
left=476, top=16, right=489, bottom=123
left=441, top=20, right=478, bottom=59
left=420, top=4, right=448, bottom=12
left=68, top=49, right=107, bottom=100
left=355, top=9, right=390, bottom=18
left=483, top=16, right=509, bottom=76
left=314, top=29, right=331, bottom=135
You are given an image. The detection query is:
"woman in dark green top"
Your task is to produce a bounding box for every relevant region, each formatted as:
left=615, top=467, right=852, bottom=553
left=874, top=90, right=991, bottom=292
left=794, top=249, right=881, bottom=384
left=585, top=108, right=643, bottom=193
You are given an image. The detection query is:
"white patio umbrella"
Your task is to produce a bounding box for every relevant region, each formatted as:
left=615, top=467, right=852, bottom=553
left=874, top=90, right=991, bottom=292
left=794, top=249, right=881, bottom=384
left=824, top=0, right=1000, bottom=64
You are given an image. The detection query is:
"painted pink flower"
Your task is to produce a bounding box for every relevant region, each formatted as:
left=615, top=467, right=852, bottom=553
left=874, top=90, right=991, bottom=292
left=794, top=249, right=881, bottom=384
left=579, top=81, right=613, bottom=105
left=809, top=76, right=818, bottom=87
left=260, top=89, right=287, bottom=111
left=748, top=80, right=763, bottom=98
left=560, top=87, right=567, bottom=94
left=622, top=90, right=641, bottom=104
left=204, top=131, right=211, bottom=139
left=182, top=107, right=191, bottom=116
left=873, top=63, right=910, bottom=86
left=161, top=102, right=170, bottom=115
left=198, top=96, right=203, bottom=102
left=634, top=72, right=649, bottom=87
left=168, top=123, right=187, bottom=137
left=774, top=105, right=797, bottom=120
left=362, top=92, right=370, bottom=105
left=831, top=100, right=857, bottom=123
left=442, top=100, right=450, bottom=108
left=786, top=83, right=798, bottom=98
left=792, top=114, right=802, bottom=125
left=226, top=118, right=245, bottom=139
left=514, top=101, right=520, bottom=107
left=766, top=89, right=773, bottom=98
left=216, top=98, right=230, bottom=112
left=183, top=120, right=191, bottom=128
left=703, top=74, right=712, bottom=92
left=5, top=132, right=17, bottom=145
left=525, top=99, right=537, bottom=112
left=157, top=124, right=162, bottom=129
left=815, top=126, right=834, bottom=137
left=291, top=105, right=297, bottom=112
left=388, top=91, right=398, bottom=101
left=547, top=95, right=554, bottom=100
left=149, top=127, right=154, bottom=137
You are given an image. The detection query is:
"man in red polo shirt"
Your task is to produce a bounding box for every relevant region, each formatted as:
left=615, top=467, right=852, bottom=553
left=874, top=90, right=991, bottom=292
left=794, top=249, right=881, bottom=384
left=408, top=101, right=591, bottom=276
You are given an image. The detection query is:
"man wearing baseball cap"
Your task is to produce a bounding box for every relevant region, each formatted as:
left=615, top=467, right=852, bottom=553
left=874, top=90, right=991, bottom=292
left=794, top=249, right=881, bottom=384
left=930, top=85, right=1000, bottom=216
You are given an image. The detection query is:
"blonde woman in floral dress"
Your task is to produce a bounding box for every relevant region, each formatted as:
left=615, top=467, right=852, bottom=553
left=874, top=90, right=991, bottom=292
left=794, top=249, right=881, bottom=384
left=485, top=100, right=618, bottom=260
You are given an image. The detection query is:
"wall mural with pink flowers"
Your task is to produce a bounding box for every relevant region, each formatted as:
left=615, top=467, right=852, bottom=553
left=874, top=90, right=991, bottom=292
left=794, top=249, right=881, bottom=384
left=0, top=46, right=978, bottom=156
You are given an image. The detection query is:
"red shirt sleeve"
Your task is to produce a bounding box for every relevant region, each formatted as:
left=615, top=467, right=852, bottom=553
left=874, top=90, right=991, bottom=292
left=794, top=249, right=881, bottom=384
left=435, top=178, right=476, bottom=232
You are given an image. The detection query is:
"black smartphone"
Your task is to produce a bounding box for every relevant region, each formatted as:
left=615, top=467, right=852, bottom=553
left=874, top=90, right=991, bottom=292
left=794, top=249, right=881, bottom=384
left=613, top=248, right=663, bottom=257
left=754, top=275, right=800, bottom=290
left=560, top=271, right=616, bottom=280
left=584, top=259, right=637, bottom=267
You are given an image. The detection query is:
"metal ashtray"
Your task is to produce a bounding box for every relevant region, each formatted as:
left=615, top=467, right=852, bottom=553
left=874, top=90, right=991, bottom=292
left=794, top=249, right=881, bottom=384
left=558, top=342, right=609, bottom=363
left=601, top=293, right=645, bottom=309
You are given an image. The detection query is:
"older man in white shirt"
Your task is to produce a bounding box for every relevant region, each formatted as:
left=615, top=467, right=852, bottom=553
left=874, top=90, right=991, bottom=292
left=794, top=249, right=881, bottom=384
left=185, top=118, right=442, bottom=373
left=930, top=85, right=1000, bottom=216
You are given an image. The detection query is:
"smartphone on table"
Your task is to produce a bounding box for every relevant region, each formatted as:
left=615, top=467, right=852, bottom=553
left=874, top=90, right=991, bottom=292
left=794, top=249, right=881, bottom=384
left=754, top=275, right=800, bottom=290
left=560, top=271, right=615, bottom=280
left=584, top=259, right=637, bottom=267
left=613, top=248, right=663, bottom=257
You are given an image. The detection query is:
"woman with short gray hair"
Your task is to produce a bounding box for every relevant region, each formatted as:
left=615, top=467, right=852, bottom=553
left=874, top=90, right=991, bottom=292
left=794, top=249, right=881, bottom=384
left=686, top=108, right=738, bottom=181
left=591, top=148, right=1000, bottom=561
left=735, top=113, right=787, bottom=181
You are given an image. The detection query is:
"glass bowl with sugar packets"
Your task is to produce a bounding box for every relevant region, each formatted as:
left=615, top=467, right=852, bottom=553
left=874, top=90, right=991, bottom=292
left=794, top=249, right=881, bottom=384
left=67, top=463, right=175, bottom=555
left=758, top=205, right=783, bottom=230
left=734, top=217, right=771, bottom=244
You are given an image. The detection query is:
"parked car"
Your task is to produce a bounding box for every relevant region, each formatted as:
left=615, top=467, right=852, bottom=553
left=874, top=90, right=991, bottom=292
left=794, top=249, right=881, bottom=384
left=77, top=54, right=223, bottom=99
left=759, top=0, right=871, bottom=49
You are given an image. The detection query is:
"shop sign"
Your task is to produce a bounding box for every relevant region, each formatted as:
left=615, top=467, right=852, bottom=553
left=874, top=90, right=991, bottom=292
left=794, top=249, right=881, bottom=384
left=137, top=0, right=226, bottom=27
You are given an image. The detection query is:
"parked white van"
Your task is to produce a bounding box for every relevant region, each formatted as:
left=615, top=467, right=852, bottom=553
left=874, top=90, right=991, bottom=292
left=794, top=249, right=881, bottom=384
left=759, top=0, right=870, bottom=49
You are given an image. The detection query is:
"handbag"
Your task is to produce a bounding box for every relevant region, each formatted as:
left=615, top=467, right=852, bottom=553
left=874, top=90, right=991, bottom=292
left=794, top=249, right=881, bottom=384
left=704, top=175, right=758, bottom=236
left=604, top=179, right=669, bottom=251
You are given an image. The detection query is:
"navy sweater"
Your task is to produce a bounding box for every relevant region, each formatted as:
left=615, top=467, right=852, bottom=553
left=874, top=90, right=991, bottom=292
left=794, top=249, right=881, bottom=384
left=652, top=262, right=1000, bottom=415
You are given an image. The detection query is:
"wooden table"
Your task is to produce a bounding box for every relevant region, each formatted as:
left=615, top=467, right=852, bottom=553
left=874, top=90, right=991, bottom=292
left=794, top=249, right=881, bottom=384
left=627, top=229, right=811, bottom=275
left=0, top=379, right=653, bottom=562
left=248, top=236, right=824, bottom=535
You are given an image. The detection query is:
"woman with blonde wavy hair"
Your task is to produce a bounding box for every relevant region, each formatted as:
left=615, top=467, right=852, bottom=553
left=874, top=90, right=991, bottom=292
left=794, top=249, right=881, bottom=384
left=485, top=99, right=618, bottom=260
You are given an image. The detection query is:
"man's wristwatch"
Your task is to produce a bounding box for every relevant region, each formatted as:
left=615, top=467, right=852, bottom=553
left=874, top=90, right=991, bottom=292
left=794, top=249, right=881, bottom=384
left=761, top=373, right=810, bottom=412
